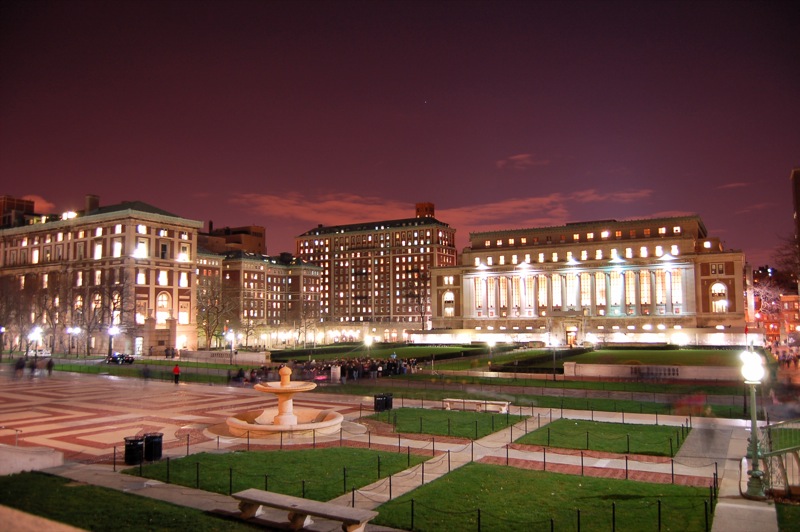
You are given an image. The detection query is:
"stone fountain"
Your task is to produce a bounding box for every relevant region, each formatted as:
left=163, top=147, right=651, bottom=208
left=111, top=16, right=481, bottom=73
left=226, top=366, right=343, bottom=437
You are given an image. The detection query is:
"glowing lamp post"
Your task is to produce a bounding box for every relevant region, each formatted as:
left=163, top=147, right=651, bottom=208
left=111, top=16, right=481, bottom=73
left=226, top=331, right=235, bottom=365
left=740, top=350, right=766, bottom=499
left=28, top=326, right=43, bottom=356
left=365, top=335, right=373, bottom=358
left=107, top=326, right=120, bottom=357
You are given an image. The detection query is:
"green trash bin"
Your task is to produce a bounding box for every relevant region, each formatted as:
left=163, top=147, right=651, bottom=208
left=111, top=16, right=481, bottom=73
left=124, top=436, right=144, bottom=465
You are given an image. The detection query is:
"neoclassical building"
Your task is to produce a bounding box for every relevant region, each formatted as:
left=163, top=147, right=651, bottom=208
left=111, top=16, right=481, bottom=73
left=426, top=215, right=754, bottom=346
left=0, top=195, right=203, bottom=356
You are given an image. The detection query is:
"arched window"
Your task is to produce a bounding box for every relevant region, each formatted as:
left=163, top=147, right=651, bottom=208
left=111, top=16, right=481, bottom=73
left=156, top=292, right=172, bottom=323
left=443, top=291, right=455, bottom=317
left=711, top=282, right=728, bottom=313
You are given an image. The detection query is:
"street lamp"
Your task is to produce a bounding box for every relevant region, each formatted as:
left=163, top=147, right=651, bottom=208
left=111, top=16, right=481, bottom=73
left=740, top=349, right=766, bottom=500
left=107, top=326, right=120, bottom=357
left=365, top=335, right=373, bottom=358
left=0, top=326, right=5, bottom=361
left=27, top=326, right=43, bottom=357
left=226, top=330, right=235, bottom=365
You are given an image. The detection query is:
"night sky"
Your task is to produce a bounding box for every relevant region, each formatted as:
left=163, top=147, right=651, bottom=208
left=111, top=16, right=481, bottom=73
left=2, top=0, right=798, bottom=266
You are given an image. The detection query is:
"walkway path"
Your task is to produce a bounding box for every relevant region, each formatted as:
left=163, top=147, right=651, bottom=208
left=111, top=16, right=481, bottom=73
left=0, top=367, right=782, bottom=531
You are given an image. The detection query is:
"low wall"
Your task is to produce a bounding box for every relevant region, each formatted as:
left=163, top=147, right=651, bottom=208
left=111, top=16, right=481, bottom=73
left=178, top=350, right=271, bottom=365
left=563, top=361, right=741, bottom=381
left=0, top=444, right=63, bottom=475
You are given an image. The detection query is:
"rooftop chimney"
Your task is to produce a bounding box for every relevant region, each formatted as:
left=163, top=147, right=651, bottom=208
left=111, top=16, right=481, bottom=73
left=85, top=194, right=100, bottom=213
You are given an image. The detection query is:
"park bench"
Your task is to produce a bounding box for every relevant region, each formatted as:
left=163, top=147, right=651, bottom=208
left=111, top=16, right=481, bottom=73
left=232, top=488, right=378, bottom=532
left=443, top=398, right=510, bottom=413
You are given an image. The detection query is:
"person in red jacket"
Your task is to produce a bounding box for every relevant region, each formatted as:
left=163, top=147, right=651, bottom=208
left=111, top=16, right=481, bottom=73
left=173, top=364, right=180, bottom=384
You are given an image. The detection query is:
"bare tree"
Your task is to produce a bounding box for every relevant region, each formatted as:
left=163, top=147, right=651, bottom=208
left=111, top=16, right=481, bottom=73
left=773, top=233, right=800, bottom=294
left=196, top=276, right=238, bottom=349
left=751, top=276, right=783, bottom=319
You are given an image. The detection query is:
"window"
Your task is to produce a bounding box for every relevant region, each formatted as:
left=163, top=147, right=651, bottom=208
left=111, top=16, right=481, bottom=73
left=474, top=278, right=484, bottom=309
left=136, top=269, right=146, bottom=284
left=156, top=292, right=171, bottom=323
left=671, top=270, right=683, bottom=305
left=639, top=271, right=650, bottom=305
left=658, top=227, right=666, bottom=235
left=137, top=224, right=147, bottom=234
left=711, top=282, right=728, bottom=313
left=640, top=246, right=648, bottom=258
left=625, top=271, right=636, bottom=306
left=644, top=229, right=651, bottom=237
left=580, top=273, right=591, bottom=306
left=601, top=230, right=609, bottom=239
left=94, top=242, right=102, bottom=260
left=158, top=270, right=168, bottom=286
left=115, top=224, right=123, bottom=234
left=673, top=226, right=681, bottom=234
left=113, top=238, right=122, bottom=258
left=610, top=272, right=622, bottom=306
left=551, top=274, right=562, bottom=308
left=587, top=232, right=594, bottom=241
left=595, top=272, right=606, bottom=306
left=95, top=227, right=103, bottom=237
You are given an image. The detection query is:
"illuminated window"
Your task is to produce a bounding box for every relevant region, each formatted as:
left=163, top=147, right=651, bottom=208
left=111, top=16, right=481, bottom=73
left=94, top=270, right=102, bottom=285
left=538, top=275, right=548, bottom=308
left=587, top=232, right=594, bottom=240
left=581, top=250, right=588, bottom=260
left=655, top=246, right=663, bottom=257
left=580, top=273, right=592, bottom=306
left=626, top=248, right=633, bottom=259
left=573, top=233, right=580, bottom=242
left=95, top=227, right=103, bottom=237
left=640, top=246, right=648, bottom=258
left=42, top=273, right=48, bottom=289
left=156, top=292, right=171, bottom=323
left=487, top=278, right=496, bottom=309
left=94, top=243, right=102, bottom=260
left=671, top=270, right=683, bottom=305
left=158, top=270, right=168, bottom=286
left=625, top=271, right=636, bottom=305
left=595, top=272, right=607, bottom=306
left=538, top=253, right=544, bottom=263
left=654, top=270, right=667, bottom=304
left=658, top=227, right=666, bottom=235
left=474, top=278, right=484, bottom=309
left=639, top=271, right=650, bottom=305
left=137, top=225, right=147, bottom=234
left=115, top=224, right=122, bottom=234
left=551, top=274, right=562, bottom=308
left=137, top=269, right=145, bottom=284
left=673, top=226, right=681, bottom=234
left=671, top=245, right=679, bottom=256
left=595, top=249, right=603, bottom=260
left=644, top=229, right=651, bottom=237
left=551, top=252, right=558, bottom=262
left=113, top=239, right=122, bottom=258
left=711, top=282, right=728, bottom=313
left=179, top=272, right=189, bottom=287
left=704, top=241, right=711, bottom=249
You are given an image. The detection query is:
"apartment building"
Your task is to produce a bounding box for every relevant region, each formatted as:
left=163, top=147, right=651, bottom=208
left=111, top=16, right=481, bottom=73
left=0, top=195, right=203, bottom=356
left=295, top=203, right=458, bottom=342
left=427, top=215, right=753, bottom=346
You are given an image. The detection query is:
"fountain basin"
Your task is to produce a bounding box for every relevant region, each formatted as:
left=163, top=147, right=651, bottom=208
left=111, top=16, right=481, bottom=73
left=226, top=408, right=344, bottom=438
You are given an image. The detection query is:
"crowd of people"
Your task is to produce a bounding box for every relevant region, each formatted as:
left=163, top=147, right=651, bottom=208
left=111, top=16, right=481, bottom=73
left=227, top=355, right=421, bottom=386
left=769, top=342, right=800, bottom=370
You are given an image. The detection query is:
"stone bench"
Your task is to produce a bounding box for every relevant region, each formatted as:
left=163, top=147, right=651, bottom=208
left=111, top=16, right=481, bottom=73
left=443, top=398, right=510, bottom=413
left=233, top=488, right=378, bottom=532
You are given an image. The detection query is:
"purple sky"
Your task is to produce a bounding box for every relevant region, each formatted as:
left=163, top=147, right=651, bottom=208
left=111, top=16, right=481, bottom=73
left=2, top=0, right=798, bottom=265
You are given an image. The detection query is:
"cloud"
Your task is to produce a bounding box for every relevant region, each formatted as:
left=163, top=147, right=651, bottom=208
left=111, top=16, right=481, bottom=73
left=717, top=182, right=749, bottom=190
left=735, top=203, right=770, bottom=215
left=22, top=195, right=57, bottom=214
left=495, top=153, right=550, bottom=170
left=230, top=188, right=663, bottom=251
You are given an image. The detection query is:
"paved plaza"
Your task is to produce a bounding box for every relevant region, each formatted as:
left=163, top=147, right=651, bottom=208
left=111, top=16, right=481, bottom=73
left=0, top=366, right=783, bottom=531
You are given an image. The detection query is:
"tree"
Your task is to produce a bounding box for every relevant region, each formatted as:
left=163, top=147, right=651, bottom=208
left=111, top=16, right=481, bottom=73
left=751, top=275, right=782, bottom=320
left=773, top=233, right=800, bottom=294
left=196, top=276, right=238, bottom=349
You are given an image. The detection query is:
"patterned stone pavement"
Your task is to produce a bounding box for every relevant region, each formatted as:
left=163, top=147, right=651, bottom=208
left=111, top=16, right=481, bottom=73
left=0, top=369, right=365, bottom=463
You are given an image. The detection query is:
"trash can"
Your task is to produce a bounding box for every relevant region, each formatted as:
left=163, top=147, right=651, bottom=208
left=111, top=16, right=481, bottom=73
left=144, top=432, right=163, bottom=461
left=124, top=436, right=144, bottom=465
left=384, top=393, right=393, bottom=410
left=374, top=394, right=387, bottom=412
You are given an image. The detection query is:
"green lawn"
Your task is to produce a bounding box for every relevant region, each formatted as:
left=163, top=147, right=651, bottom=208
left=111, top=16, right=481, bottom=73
left=0, top=471, right=260, bottom=531
left=565, top=348, right=746, bottom=367
left=374, top=462, right=713, bottom=531
left=515, top=419, right=687, bottom=456
left=366, top=407, right=525, bottom=439
left=124, top=448, right=428, bottom=501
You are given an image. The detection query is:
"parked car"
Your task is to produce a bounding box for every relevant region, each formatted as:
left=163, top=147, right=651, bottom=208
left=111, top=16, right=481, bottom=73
left=105, top=353, right=135, bottom=364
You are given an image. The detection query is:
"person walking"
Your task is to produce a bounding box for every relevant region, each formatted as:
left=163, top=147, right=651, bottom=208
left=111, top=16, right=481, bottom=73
left=172, top=364, right=180, bottom=384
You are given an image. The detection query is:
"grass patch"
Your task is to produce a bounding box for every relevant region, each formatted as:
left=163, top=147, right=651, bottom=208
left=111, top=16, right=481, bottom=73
left=124, top=448, right=427, bottom=501
left=366, top=407, right=525, bottom=439
left=777, top=501, right=800, bottom=532
left=515, top=419, right=686, bottom=456
left=374, top=462, right=712, bottom=531
left=567, top=348, right=745, bottom=367
left=0, top=471, right=259, bottom=531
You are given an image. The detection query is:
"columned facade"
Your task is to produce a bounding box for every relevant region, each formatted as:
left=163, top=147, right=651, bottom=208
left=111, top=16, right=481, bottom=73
left=429, top=216, right=753, bottom=346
